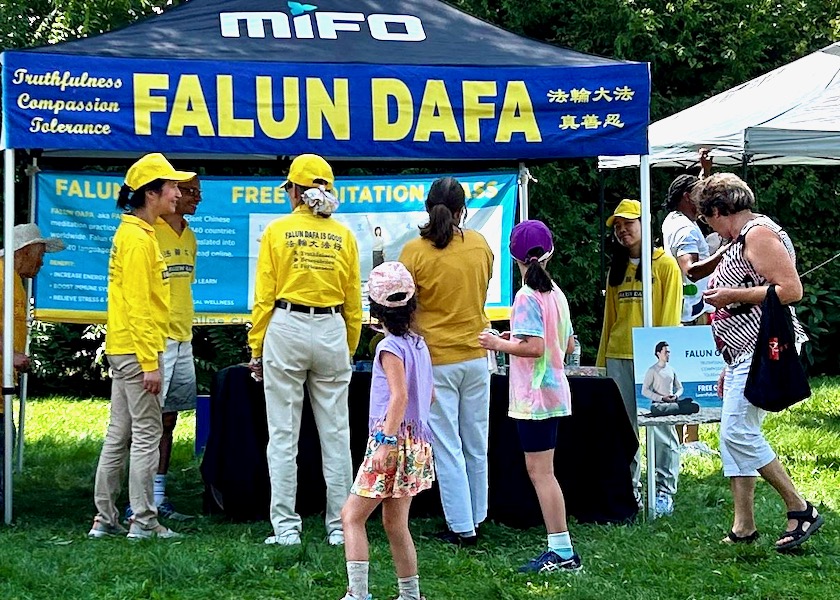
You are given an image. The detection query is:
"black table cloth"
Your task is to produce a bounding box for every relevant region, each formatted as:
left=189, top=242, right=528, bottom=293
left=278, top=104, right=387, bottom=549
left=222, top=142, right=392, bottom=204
left=200, top=366, right=638, bottom=526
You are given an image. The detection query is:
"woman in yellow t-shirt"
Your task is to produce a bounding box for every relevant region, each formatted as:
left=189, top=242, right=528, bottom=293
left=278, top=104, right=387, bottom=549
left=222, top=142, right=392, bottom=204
left=596, top=199, right=683, bottom=517
left=90, top=153, right=194, bottom=540
left=399, top=177, right=494, bottom=545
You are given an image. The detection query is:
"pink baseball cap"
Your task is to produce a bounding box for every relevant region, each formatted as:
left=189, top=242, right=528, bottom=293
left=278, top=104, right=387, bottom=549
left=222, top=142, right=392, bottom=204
left=510, top=220, right=554, bottom=263
left=368, top=261, right=416, bottom=307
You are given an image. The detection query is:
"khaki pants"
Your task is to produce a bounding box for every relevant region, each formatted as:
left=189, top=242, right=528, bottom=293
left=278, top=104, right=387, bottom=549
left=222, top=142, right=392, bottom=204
left=93, top=354, right=163, bottom=529
left=263, top=307, right=353, bottom=536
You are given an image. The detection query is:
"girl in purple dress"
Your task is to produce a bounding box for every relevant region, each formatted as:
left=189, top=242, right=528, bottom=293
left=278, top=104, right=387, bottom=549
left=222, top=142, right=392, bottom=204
left=340, top=261, right=434, bottom=600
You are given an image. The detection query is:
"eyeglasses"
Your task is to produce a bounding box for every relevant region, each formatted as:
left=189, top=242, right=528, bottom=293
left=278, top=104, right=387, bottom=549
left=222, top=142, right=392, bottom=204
left=178, top=187, right=201, bottom=196
left=284, top=182, right=294, bottom=192
left=698, top=214, right=711, bottom=224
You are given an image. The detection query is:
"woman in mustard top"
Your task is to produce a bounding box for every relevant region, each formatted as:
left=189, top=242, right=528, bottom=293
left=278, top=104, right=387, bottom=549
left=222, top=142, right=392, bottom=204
left=399, top=177, right=494, bottom=545
left=89, top=153, right=194, bottom=540
left=596, top=199, right=683, bottom=517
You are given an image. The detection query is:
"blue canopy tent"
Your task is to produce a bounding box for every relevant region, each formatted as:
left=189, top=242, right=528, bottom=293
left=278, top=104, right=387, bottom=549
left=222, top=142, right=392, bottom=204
left=1, top=0, right=652, bottom=522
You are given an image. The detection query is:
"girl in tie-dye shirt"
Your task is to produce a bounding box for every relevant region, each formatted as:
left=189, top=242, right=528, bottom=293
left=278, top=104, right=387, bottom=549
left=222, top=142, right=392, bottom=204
left=478, top=220, right=581, bottom=573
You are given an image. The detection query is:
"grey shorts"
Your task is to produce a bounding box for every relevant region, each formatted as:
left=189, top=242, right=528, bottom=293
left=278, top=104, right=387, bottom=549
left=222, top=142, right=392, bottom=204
left=162, top=339, right=197, bottom=413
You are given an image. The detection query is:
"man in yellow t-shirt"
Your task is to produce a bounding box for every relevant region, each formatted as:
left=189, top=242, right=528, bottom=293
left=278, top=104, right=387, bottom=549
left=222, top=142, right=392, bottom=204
left=141, top=175, right=201, bottom=522
left=1, top=224, right=64, bottom=507
left=248, top=154, right=361, bottom=547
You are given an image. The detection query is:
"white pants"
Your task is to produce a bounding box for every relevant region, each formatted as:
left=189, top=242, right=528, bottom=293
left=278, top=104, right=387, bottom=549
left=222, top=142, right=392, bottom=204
left=161, top=338, right=197, bottom=413
left=263, top=307, right=353, bottom=536
left=607, top=358, right=681, bottom=496
left=429, top=358, right=490, bottom=534
left=720, top=356, right=776, bottom=477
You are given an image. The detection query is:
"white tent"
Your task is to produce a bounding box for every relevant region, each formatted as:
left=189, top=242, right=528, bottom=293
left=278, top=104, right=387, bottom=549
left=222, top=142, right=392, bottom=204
left=596, top=41, right=840, bottom=520
left=599, top=42, right=840, bottom=169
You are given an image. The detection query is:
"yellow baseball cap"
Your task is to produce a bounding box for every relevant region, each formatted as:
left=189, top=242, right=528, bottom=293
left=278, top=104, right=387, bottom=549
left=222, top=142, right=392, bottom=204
left=125, top=153, right=196, bottom=191
left=283, top=154, right=334, bottom=191
left=606, top=199, right=641, bottom=227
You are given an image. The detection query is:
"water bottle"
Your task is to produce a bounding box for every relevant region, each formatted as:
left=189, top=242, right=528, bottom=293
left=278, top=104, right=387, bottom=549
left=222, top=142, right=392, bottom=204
left=483, top=328, right=500, bottom=373
left=570, top=335, right=581, bottom=366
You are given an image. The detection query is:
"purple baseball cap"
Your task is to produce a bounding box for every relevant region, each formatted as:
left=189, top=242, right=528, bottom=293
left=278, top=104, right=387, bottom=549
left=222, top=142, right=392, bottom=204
left=510, top=220, right=554, bottom=263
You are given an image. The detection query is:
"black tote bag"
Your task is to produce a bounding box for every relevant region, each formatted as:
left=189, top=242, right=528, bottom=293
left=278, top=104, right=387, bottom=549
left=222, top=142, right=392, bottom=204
left=744, top=285, right=810, bottom=411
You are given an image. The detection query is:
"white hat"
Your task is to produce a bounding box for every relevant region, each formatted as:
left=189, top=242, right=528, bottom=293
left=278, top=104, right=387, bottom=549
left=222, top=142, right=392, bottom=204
left=0, top=223, right=65, bottom=257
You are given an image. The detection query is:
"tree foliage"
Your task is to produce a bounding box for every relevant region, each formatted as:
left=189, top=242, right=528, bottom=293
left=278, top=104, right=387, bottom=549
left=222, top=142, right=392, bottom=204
left=454, top=0, right=840, bottom=372
left=0, top=0, right=179, bottom=49
left=8, top=0, right=840, bottom=392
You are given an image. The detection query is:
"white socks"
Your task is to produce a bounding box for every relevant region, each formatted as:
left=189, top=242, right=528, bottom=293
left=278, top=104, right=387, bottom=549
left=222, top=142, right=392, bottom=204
left=347, top=563, right=420, bottom=600
left=154, top=474, right=167, bottom=506
left=397, top=575, right=421, bottom=600
left=346, top=561, right=369, bottom=599
left=548, top=531, right=574, bottom=559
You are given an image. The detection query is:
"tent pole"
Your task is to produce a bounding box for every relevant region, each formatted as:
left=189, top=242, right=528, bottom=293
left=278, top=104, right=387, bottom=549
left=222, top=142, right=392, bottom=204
left=639, top=155, right=653, bottom=327
left=3, top=148, right=16, bottom=525
left=741, top=153, right=750, bottom=184
left=639, top=153, right=656, bottom=521
left=598, top=169, right=606, bottom=314
left=517, top=162, right=529, bottom=221
left=17, top=154, right=38, bottom=473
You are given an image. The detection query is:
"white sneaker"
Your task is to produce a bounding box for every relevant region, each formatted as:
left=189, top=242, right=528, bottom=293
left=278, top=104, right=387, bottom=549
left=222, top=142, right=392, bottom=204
left=684, top=441, right=719, bottom=456
left=88, top=517, right=127, bottom=539
left=328, top=530, right=345, bottom=546
left=633, top=490, right=644, bottom=513
left=654, top=492, right=674, bottom=517
left=264, top=531, right=301, bottom=546
left=679, top=443, right=700, bottom=456
left=127, top=523, right=182, bottom=540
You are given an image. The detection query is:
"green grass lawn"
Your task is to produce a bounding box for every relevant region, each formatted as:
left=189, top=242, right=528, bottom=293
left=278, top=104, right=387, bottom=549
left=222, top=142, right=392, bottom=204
left=1, top=379, right=839, bottom=600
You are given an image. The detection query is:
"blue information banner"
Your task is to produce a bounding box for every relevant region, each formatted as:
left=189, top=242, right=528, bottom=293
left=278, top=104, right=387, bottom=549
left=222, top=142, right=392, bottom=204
left=3, top=51, right=649, bottom=159
left=34, top=171, right=517, bottom=324
left=632, top=326, right=726, bottom=410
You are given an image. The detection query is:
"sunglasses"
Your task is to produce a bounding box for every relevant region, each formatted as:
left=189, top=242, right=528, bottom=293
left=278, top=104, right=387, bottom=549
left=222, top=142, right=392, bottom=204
left=178, top=186, right=202, bottom=196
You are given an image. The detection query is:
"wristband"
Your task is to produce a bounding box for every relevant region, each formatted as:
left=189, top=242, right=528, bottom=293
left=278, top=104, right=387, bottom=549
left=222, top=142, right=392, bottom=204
left=373, top=431, right=398, bottom=446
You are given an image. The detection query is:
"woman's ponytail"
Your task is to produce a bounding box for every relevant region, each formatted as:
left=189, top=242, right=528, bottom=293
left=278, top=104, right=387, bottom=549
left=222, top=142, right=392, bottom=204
left=420, top=203, right=456, bottom=248
left=523, top=255, right=553, bottom=293
left=419, top=177, right=466, bottom=249
left=116, top=185, right=133, bottom=210
left=115, top=179, right=165, bottom=211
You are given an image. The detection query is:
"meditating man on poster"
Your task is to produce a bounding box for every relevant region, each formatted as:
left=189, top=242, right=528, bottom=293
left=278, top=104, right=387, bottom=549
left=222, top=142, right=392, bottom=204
left=642, top=342, right=683, bottom=405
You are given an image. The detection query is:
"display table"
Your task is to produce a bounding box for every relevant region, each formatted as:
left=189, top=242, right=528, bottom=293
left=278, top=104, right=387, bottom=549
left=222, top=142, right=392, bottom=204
left=638, top=407, right=722, bottom=519
left=200, top=365, right=639, bottom=526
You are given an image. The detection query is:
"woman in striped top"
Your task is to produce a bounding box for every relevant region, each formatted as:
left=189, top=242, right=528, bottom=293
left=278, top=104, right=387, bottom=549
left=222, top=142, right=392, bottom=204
left=696, top=173, right=823, bottom=552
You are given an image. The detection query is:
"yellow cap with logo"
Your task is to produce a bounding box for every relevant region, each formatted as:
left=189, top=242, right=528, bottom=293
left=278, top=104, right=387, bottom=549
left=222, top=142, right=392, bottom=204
left=283, top=153, right=334, bottom=191
left=606, top=199, right=642, bottom=227
left=125, top=153, right=196, bottom=191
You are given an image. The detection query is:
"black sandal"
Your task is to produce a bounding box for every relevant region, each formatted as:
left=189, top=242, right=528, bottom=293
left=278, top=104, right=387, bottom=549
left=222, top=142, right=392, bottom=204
left=776, top=501, right=825, bottom=552
left=722, top=529, right=759, bottom=544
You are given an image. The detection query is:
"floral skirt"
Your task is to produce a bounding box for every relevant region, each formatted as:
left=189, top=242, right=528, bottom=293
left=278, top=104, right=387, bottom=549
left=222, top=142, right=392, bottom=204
left=351, top=432, right=435, bottom=499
